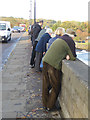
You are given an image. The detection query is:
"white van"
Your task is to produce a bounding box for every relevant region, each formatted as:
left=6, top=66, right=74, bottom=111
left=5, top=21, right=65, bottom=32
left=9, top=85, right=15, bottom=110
left=0, top=21, right=12, bottom=42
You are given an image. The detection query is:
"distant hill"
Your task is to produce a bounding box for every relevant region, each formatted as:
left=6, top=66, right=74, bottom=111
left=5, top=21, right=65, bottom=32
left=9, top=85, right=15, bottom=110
left=1, top=17, right=30, bottom=28
left=1, top=17, right=88, bottom=42
left=0, top=17, right=56, bottom=28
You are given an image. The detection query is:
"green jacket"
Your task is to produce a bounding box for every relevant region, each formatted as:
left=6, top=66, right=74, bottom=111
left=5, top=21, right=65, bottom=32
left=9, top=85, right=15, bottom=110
left=35, top=29, right=46, bottom=42
left=43, top=38, right=76, bottom=70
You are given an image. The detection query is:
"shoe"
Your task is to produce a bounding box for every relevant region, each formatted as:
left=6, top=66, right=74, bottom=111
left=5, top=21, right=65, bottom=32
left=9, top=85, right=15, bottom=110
left=35, top=70, right=42, bottom=73
left=46, top=105, right=61, bottom=112
left=30, top=64, right=35, bottom=68
left=55, top=100, right=61, bottom=110
left=47, top=108, right=50, bottom=111
left=43, top=107, right=51, bottom=112
left=43, top=106, right=47, bottom=110
left=35, top=70, right=39, bottom=72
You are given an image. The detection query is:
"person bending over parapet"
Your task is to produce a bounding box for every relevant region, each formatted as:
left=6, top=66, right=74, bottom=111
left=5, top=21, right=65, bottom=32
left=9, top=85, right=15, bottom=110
left=42, top=29, right=76, bottom=111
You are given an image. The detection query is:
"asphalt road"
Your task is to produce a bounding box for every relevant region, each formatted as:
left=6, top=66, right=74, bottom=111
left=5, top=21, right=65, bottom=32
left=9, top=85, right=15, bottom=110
left=0, top=32, right=24, bottom=70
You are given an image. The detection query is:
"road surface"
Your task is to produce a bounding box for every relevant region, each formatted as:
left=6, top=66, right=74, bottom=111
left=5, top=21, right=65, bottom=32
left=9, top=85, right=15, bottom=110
left=0, top=32, right=24, bottom=71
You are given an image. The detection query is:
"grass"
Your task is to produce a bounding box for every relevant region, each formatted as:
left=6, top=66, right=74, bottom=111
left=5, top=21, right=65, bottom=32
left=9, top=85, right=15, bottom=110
left=75, top=42, right=90, bottom=51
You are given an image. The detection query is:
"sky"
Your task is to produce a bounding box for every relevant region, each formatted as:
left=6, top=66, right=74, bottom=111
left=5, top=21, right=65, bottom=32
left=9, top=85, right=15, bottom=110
left=0, top=0, right=89, bottom=22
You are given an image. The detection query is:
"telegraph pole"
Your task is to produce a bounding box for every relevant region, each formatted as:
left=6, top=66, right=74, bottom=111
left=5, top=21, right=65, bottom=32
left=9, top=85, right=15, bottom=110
left=29, top=0, right=32, bottom=25
left=34, top=0, right=36, bottom=24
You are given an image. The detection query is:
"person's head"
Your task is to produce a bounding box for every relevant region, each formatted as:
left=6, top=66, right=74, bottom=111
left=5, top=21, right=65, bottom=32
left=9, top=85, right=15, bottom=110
left=39, top=20, right=43, bottom=27
left=66, top=29, right=77, bottom=39
left=45, top=28, right=53, bottom=35
left=44, top=26, right=49, bottom=29
left=55, top=27, right=65, bottom=36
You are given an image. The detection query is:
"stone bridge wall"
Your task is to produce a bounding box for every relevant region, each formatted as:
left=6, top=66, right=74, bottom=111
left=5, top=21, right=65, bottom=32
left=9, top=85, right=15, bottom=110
left=58, top=59, right=89, bottom=118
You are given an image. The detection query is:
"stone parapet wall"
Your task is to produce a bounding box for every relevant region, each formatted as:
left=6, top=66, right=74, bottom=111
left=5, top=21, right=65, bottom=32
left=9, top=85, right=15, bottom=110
left=58, top=59, right=89, bottom=118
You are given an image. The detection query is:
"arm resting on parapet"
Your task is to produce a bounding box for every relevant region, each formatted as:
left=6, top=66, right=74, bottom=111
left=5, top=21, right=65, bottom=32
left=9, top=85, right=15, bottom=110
left=66, top=55, right=70, bottom=60
left=67, top=48, right=76, bottom=61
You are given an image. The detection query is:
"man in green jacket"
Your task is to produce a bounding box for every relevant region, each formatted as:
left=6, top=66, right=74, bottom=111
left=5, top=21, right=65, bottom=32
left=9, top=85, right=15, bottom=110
left=42, top=37, right=76, bottom=111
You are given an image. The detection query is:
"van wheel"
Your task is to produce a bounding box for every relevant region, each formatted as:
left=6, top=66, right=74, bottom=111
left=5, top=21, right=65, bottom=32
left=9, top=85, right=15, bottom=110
left=5, top=40, right=8, bottom=43
left=9, top=35, right=11, bottom=41
left=5, top=39, right=8, bottom=43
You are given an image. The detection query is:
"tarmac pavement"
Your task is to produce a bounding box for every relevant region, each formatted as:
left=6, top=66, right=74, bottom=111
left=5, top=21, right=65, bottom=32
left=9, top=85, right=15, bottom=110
left=1, top=32, right=61, bottom=119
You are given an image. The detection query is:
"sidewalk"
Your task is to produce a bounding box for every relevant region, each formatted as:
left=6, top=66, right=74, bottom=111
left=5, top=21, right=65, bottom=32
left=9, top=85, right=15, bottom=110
left=2, top=32, right=61, bottom=119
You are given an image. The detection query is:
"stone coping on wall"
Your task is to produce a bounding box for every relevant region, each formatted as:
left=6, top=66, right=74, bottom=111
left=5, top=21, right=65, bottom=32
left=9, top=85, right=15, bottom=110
left=62, top=58, right=89, bottom=88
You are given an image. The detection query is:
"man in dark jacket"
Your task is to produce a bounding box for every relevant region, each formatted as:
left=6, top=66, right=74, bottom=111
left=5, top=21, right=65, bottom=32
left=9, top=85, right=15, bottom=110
left=35, top=28, right=52, bottom=72
left=61, top=28, right=77, bottom=57
left=30, top=20, right=43, bottom=68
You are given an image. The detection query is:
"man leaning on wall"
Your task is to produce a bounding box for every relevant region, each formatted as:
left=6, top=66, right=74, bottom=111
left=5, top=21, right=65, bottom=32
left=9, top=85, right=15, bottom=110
left=42, top=29, right=77, bottom=111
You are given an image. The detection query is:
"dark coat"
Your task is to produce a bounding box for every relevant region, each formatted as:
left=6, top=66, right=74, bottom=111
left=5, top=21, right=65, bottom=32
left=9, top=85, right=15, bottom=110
left=31, top=23, right=42, bottom=45
left=48, top=35, right=62, bottom=49
left=61, top=34, right=76, bottom=57
left=35, top=33, right=51, bottom=53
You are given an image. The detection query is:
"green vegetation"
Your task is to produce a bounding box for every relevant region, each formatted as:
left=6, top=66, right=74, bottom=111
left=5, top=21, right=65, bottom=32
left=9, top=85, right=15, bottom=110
left=1, top=17, right=57, bottom=28
left=51, top=20, right=88, bottom=42
left=36, top=19, right=56, bottom=28
left=1, top=16, right=88, bottom=43
left=75, top=42, right=90, bottom=51
left=51, top=21, right=88, bottom=31
left=1, top=17, right=30, bottom=28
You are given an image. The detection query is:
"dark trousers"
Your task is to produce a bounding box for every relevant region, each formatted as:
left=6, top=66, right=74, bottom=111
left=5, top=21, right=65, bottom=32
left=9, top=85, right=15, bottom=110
left=42, top=62, right=62, bottom=109
left=35, top=52, right=43, bottom=71
left=30, top=41, right=38, bottom=65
